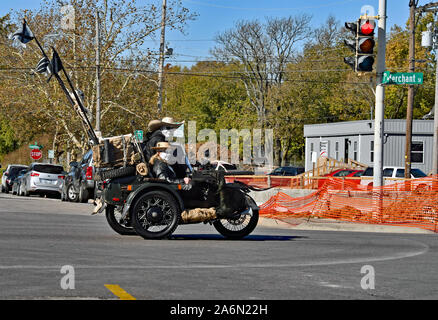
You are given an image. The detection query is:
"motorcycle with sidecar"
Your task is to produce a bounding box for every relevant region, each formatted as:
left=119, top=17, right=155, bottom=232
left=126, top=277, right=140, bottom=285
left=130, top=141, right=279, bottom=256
left=93, top=137, right=260, bottom=240
left=99, top=170, right=260, bottom=240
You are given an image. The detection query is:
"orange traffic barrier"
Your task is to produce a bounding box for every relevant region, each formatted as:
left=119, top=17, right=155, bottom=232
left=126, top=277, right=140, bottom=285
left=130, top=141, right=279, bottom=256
left=259, top=176, right=438, bottom=233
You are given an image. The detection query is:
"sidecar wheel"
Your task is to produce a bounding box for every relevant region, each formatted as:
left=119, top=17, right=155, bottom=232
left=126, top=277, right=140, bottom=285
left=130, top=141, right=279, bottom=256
left=106, top=205, right=137, bottom=235
left=213, top=195, right=259, bottom=240
left=131, top=191, right=180, bottom=240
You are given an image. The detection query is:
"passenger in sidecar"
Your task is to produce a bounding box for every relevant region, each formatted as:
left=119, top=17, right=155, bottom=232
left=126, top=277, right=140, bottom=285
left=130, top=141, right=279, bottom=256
left=149, top=142, right=192, bottom=190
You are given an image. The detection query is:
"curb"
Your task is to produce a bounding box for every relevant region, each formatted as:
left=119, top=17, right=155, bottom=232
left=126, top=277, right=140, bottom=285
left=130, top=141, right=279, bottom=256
left=258, top=217, right=434, bottom=234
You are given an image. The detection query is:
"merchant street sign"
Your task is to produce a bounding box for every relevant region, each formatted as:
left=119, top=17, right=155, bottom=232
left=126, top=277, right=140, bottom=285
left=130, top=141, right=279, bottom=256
left=382, top=71, right=423, bottom=85
left=29, top=142, right=43, bottom=150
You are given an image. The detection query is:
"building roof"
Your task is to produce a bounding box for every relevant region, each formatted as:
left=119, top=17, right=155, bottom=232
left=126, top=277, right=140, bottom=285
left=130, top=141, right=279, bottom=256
left=304, top=119, right=434, bottom=138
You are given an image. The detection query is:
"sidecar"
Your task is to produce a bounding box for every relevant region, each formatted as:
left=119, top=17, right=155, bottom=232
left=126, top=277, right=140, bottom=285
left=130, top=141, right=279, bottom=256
left=100, top=170, right=260, bottom=240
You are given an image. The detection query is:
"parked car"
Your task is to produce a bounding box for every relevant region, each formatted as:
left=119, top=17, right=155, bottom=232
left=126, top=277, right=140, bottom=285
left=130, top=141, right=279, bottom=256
left=360, top=166, right=428, bottom=189
left=1, top=164, right=28, bottom=193
left=11, top=168, right=29, bottom=195
left=62, top=149, right=96, bottom=203
left=318, top=169, right=364, bottom=189
left=20, top=163, right=65, bottom=198
left=268, top=166, right=305, bottom=176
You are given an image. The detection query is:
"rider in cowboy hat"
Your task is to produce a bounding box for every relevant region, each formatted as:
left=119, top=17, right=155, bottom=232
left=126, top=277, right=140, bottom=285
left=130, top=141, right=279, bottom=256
left=143, top=117, right=183, bottom=162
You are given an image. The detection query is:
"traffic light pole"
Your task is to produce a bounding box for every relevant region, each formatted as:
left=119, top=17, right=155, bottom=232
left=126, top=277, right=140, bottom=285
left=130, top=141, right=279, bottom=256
left=373, top=0, right=387, bottom=188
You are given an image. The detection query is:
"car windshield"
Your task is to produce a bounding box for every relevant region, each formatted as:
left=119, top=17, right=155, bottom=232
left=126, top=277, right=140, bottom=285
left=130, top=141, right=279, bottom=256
left=333, top=170, right=353, bottom=177
left=383, top=168, right=394, bottom=177
left=33, top=165, right=64, bottom=174
left=282, top=167, right=298, bottom=174
left=411, top=169, right=427, bottom=178
left=10, top=167, right=27, bottom=176
left=81, top=150, right=93, bottom=164
left=362, top=168, right=373, bottom=176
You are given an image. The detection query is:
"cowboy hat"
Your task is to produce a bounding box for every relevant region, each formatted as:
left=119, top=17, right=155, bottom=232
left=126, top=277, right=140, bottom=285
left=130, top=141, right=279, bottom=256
left=147, top=117, right=183, bottom=132
left=151, top=141, right=172, bottom=150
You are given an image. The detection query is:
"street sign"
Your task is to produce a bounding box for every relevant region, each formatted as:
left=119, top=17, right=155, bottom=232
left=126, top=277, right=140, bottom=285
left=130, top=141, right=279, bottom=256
left=29, top=142, right=43, bottom=150
left=382, top=71, right=423, bottom=85
left=48, top=150, right=55, bottom=159
left=134, top=130, right=144, bottom=142
left=30, top=149, right=42, bottom=161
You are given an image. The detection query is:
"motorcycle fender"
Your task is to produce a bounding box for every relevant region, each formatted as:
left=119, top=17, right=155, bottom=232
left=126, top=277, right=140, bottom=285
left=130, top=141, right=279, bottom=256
left=121, top=183, right=185, bottom=220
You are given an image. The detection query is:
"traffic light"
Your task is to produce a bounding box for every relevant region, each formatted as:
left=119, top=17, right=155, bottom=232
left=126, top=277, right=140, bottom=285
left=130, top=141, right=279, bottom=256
left=344, top=19, right=376, bottom=72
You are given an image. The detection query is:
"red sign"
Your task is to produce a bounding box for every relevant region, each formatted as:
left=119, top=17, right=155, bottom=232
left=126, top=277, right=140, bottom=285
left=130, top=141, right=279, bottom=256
left=30, top=149, right=42, bottom=160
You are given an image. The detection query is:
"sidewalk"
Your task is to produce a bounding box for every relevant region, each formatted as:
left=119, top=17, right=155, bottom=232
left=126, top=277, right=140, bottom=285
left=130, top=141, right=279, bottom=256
left=258, top=216, right=435, bottom=234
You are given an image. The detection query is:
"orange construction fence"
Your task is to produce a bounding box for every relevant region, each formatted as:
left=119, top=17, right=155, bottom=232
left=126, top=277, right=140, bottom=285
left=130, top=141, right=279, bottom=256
left=257, top=176, right=438, bottom=233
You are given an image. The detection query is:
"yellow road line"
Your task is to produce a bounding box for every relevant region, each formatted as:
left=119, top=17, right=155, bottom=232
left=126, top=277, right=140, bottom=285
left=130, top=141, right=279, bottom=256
left=105, top=284, right=136, bottom=300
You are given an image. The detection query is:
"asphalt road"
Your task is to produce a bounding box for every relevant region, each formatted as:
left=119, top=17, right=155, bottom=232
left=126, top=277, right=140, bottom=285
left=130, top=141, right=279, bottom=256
left=0, top=192, right=437, bottom=300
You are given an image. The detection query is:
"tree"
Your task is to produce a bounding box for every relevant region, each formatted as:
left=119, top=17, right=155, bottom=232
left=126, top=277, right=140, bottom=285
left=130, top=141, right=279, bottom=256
left=165, top=61, right=254, bottom=131
left=212, top=15, right=312, bottom=127
left=0, top=0, right=196, bottom=161
left=384, top=14, right=435, bottom=119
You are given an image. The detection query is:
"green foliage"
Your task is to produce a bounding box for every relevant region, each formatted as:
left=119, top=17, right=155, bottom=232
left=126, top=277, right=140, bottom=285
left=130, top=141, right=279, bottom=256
left=0, top=116, right=18, bottom=156
left=384, top=13, right=435, bottom=119
left=165, top=62, right=256, bottom=133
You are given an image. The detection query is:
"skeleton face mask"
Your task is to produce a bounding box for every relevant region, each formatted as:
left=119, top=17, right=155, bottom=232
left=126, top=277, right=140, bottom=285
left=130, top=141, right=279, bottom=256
left=159, top=152, right=172, bottom=162
left=161, top=127, right=176, bottom=139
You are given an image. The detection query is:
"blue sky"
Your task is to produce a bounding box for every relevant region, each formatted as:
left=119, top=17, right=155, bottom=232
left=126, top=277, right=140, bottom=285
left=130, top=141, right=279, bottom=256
left=0, top=0, right=428, bottom=67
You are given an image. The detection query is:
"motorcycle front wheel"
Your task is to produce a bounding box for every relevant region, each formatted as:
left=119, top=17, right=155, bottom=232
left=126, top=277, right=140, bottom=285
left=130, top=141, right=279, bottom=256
left=213, top=195, right=259, bottom=240
left=131, top=191, right=180, bottom=240
left=105, top=205, right=137, bottom=236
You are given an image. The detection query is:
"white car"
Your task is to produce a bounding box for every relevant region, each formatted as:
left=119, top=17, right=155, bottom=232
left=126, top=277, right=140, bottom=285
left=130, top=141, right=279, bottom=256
left=360, top=166, right=428, bottom=189
left=20, top=163, right=65, bottom=197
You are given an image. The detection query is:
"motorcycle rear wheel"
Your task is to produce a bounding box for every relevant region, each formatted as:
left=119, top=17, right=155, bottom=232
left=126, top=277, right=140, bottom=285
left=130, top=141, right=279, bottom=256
left=105, top=205, right=137, bottom=236
left=213, top=195, right=259, bottom=240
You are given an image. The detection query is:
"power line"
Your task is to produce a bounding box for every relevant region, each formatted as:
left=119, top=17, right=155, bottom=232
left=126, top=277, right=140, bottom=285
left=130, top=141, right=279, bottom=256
left=183, top=0, right=356, bottom=11
left=0, top=65, right=374, bottom=85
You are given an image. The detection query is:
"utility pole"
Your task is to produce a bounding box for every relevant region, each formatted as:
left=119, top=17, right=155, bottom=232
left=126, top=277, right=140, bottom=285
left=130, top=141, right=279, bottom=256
left=412, top=2, right=438, bottom=174
left=434, top=30, right=438, bottom=175
left=405, top=0, right=418, bottom=179
left=157, top=0, right=167, bottom=114
left=373, top=0, right=387, bottom=188
left=95, top=8, right=102, bottom=134
left=419, top=3, right=438, bottom=175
